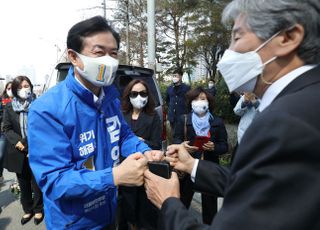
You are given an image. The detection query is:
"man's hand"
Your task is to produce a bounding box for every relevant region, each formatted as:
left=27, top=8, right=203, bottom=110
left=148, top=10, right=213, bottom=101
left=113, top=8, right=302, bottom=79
left=165, top=144, right=196, bottom=174
left=144, top=150, right=164, bottom=161
left=144, top=170, right=180, bottom=209
left=112, top=152, right=148, bottom=186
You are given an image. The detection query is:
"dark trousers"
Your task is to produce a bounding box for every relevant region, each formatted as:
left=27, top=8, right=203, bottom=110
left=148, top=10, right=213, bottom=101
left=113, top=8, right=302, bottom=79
left=16, top=161, right=43, bottom=214
left=118, top=185, right=159, bottom=230
left=180, top=175, right=217, bottom=224
left=201, top=193, right=217, bottom=224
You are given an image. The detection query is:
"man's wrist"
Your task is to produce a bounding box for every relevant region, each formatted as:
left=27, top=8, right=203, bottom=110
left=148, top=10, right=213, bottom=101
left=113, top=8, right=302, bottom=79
left=112, top=167, right=121, bottom=186
left=186, top=157, right=196, bottom=174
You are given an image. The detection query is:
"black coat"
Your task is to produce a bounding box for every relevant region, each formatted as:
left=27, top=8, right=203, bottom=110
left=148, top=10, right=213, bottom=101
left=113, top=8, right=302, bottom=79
left=173, top=113, right=228, bottom=163
left=123, top=111, right=162, bottom=150
left=158, top=65, right=320, bottom=230
left=2, top=102, right=28, bottom=174
left=121, top=111, right=162, bottom=230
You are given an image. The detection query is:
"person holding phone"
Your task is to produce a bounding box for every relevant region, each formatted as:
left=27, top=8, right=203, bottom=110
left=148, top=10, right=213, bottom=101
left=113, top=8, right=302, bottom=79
left=172, top=86, right=228, bottom=224
left=119, top=79, right=162, bottom=230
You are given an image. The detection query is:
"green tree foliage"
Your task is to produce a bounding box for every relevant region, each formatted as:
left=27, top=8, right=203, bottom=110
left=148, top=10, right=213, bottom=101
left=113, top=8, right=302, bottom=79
left=188, top=0, right=231, bottom=82
left=114, top=0, right=148, bottom=66
left=155, top=0, right=198, bottom=77
left=214, top=78, right=240, bottom=124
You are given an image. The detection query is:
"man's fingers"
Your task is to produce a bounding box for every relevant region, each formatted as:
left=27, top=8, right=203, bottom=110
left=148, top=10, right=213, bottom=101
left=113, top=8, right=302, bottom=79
left=130, top=152, right=144, bottom=160
left=144, top=169, right=153, bottom=180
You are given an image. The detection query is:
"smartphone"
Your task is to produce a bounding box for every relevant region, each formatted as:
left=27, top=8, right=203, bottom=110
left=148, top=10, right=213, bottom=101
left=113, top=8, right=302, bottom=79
left=148, top=161, right=172, bottom=179
left=192, top=136, right=210, bottom=150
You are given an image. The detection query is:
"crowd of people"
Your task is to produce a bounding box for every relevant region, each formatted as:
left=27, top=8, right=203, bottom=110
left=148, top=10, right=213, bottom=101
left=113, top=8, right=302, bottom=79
left=0, top=0, right=319, bottom=229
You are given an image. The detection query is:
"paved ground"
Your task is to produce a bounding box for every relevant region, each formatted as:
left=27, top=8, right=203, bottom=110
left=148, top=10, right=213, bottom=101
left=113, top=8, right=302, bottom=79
left=0, top=169, right=46, bottom=230
left=0, top=169, right=204, bottom=230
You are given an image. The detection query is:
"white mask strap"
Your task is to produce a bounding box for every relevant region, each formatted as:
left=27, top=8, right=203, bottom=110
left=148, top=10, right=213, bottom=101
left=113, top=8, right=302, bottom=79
left=254, top=31, right=281, bottom=52
left=263, top=56, right=277, bottom=66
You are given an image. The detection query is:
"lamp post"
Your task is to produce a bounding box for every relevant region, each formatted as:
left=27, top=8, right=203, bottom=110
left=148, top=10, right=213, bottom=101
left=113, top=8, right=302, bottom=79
left=147, top=0, right=155, bottom=70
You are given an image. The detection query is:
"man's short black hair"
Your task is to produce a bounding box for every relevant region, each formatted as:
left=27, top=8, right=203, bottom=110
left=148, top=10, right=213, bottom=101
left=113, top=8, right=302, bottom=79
left=67, top=16, right=120, bottom=53
left=173, top=69, right=183, bottom=76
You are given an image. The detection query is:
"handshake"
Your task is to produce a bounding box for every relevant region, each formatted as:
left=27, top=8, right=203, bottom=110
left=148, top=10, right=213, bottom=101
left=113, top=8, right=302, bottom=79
left=113, top=144, right=195, bottom=208
left=112, top=144, right=194, bottom=186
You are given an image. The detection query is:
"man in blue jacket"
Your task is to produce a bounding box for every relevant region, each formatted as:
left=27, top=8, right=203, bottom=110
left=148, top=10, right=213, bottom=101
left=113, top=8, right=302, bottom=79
left=28, top=16, right=161, bottom=230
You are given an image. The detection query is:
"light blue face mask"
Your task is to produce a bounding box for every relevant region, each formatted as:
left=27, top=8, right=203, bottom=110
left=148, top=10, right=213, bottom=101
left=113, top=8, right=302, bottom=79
left=217, top=31, right=281, bottom=93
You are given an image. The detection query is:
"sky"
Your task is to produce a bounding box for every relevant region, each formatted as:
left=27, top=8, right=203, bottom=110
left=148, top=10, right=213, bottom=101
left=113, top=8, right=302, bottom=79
left=0, top=0, right=116, bottom=85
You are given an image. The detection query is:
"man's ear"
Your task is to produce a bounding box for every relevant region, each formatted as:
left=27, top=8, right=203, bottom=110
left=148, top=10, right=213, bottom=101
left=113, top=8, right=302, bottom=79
left=67, top=49, right=78, bottom=66
left=274, top=24, right=304, bottom=57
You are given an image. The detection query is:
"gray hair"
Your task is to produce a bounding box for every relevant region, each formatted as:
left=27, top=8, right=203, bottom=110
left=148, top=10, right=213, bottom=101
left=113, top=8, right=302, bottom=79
left=222, top=0, right=320, bottom=64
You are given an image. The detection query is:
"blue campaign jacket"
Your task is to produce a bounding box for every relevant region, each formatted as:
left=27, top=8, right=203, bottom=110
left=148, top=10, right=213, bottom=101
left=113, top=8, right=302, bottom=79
left=28, top=68, right=150, bottom=230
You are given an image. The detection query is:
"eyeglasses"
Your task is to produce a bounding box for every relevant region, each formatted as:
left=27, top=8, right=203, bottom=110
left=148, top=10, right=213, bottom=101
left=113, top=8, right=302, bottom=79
left=129, top=91, right=148, bottom=98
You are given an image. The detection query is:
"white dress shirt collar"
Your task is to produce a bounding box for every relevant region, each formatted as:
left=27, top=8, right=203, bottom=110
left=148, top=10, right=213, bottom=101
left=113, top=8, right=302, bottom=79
left=258, top=65, right=316, bottom=112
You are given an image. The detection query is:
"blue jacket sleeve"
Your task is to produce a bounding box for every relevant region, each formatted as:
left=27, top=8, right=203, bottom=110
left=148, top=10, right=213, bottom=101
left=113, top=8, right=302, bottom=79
left=28, top=107, right=116, bottom=200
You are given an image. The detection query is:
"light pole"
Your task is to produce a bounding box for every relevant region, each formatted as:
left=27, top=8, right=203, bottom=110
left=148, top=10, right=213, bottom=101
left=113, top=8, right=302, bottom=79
left=147, top=0, right=155, bottom=70
left=102, top=0, right=106, bottom=18
left=54, top=44, right=61, bottom=63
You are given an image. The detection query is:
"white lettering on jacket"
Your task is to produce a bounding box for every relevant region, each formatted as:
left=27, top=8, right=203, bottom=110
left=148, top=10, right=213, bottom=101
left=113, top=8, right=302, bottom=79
left=79, top=130, right=96, bottom=156
left=106, top=116, right=121, bottom=162
left=80, top=130, right=95, bottom=143
left=83, top=195, right=106, bottom=213
left=106, top=116, right=120, bottom=143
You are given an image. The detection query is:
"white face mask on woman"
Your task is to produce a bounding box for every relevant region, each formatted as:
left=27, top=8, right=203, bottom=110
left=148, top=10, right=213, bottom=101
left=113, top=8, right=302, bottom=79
left=6, top=89, right=13, bottom=98
left=192, top=100, right=209, bottom=115
left=217, top=31, right=280, bottom=93
left=75, top=52, right=119, bottom=87
left=130, top=95, right=148, bottom=110
left=17, top=87, right=31, bottom=99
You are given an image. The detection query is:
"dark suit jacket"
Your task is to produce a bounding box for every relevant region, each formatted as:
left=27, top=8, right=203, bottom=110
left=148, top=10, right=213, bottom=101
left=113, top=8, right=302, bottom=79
left=159, top=65, right=320, bottom=230
left=2, top=102, right=28, bottom=174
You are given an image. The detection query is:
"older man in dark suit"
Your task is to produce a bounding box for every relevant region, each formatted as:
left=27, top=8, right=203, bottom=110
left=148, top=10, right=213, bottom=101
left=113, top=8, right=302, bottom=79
left=144, top=0, right=320, bottom=230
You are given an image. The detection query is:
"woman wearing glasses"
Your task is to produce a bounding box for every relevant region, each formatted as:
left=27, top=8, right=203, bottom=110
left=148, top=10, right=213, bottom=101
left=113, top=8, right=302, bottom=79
left=119, top=79, right=161, bottom=230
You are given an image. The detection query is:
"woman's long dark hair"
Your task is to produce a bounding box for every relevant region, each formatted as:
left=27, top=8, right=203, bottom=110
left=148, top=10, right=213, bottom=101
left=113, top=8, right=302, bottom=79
left=1, top=81, right=13, bottom=98
left=186, top=86, right=215, bottom=113
left=121, top=79, right=156, bottom=115
left=11, top=75, right=33, bottom=99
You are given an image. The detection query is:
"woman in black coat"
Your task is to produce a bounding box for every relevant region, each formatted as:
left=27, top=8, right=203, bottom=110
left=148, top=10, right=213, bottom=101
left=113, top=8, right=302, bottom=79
left=3, top=76, right=44, bottom=225
left=173, top=86, right=228, bottom=225
left=119, top=79, right=162, bottom=230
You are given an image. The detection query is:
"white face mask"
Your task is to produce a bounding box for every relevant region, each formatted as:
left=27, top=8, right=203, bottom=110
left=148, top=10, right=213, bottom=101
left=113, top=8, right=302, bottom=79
left=172, top=77, right=180, bottom=84
left=17, top=87, right=31, bottom=99
left=217, top=31, right=280, bottom=93
left=75, top=52, right=119, bottom=87
left=192, top=100, right=209, bottom=115
left=6, top=89, right=13, bottom=98
left=130, top=95, right=148, bottom=110
left=208, top=83, right=214, bottom=89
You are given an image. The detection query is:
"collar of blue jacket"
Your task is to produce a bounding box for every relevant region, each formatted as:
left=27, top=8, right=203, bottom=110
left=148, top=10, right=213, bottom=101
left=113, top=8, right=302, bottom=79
left=65, top=67, right=120, bottom=109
